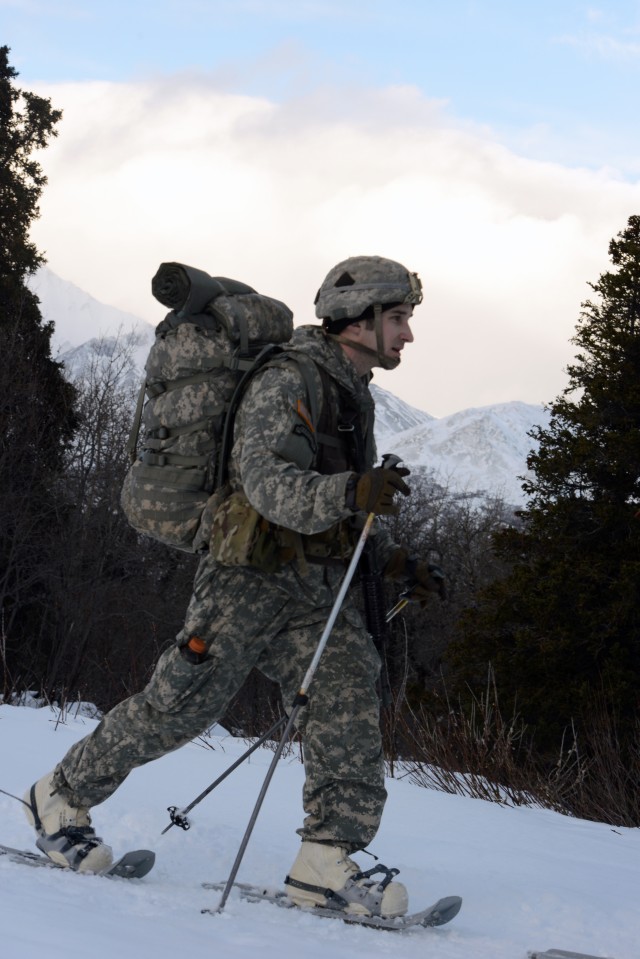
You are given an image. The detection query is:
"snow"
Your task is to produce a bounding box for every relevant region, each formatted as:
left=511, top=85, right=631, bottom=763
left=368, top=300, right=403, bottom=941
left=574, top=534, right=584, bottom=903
left=375, top=399, right=551, bottom=507
left=1, top=704, right=637, bottom=959
left=28, top=266, right=154, bottom=357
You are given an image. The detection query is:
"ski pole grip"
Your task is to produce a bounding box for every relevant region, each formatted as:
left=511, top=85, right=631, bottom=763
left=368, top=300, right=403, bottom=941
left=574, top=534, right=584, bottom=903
left=380, top=453, right=403, bottom=472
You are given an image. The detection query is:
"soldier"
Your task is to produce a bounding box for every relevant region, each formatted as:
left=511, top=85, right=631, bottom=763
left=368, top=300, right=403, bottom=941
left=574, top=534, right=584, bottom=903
left=24, top=255, right=444, bottom=918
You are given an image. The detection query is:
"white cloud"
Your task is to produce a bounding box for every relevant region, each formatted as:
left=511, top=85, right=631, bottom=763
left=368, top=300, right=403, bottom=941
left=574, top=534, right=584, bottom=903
left=557, top=31, right=640, bottom=59
left=30, top=75, right=640, bottom=417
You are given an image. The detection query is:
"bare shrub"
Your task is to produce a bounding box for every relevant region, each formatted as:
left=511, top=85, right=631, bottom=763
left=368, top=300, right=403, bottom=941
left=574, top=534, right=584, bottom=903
left=384, top=668, right=640, bottom=827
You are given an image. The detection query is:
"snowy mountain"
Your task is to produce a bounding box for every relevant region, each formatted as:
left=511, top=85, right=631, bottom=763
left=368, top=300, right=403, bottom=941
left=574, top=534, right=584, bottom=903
left=373, top=393, right=549, bottom=506
left=368, top=383, right=435, bottom=435
left=28, top=266, right=155, bottom=360
left=1, top=703, right=638, bottom=959
left=29, top=267, right=549, bottom=505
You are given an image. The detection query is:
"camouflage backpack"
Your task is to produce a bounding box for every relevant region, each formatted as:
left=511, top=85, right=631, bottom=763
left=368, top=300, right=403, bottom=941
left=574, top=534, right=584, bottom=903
left=121, top=262, right=294, bottom=553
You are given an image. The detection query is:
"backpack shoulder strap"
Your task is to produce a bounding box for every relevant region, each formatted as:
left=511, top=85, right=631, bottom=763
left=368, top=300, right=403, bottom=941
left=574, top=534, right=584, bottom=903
left=269, top=351, right=365, bottom=470
left=282, top=350, right=322, bottom=428
left=215, top=343, right=287, bottom=489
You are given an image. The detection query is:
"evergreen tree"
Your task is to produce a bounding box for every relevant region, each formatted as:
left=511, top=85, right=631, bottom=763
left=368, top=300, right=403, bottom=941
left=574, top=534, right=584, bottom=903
left=0, top=46, right=78, bottom=692
left=450, top=215, right=640, bottom=757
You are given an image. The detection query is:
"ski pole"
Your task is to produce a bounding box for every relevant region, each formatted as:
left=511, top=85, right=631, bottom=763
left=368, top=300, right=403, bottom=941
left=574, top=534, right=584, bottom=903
left=385, top=589, right=412, bottom=623
left=212, top=510, right=376, bottom=915
left=161, top=715, right=288, bottom=834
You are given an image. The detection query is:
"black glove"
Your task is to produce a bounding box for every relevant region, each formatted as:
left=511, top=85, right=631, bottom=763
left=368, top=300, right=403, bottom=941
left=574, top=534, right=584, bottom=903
left=407, top=559, right=446, bottom=604
left=384, top=550, right=447, bottom=604
left=346, top=466, right=410, bottom=516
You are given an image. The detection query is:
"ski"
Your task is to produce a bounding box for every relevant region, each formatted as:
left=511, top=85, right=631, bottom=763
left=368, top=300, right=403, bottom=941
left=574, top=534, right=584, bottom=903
left=0, top=843, right=155, bottom=879
left=202, top=881, right=462, bottom=930
left=528, top=952, right=613, bottom=959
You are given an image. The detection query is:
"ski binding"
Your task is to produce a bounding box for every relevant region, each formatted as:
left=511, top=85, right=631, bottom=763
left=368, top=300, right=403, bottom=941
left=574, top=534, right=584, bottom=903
left=203, top=880, right=462, bottom=930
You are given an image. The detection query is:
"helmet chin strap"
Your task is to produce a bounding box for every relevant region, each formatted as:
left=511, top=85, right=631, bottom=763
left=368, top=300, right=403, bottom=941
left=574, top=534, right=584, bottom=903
left=373, top=304, right=399, bottom=371
left=326, top=305, right=400, bottom=372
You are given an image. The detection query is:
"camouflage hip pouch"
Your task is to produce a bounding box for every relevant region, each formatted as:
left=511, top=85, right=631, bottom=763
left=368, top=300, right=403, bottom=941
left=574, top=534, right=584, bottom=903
left=299, top=521, right=356, bottom=565
left=209, top=491, right=282, bottom=573
left=209, top=491, right=358, bottom=574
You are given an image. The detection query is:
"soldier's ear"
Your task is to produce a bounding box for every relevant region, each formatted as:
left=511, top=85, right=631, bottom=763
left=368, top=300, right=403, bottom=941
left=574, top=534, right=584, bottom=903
left=341, top=320, right=364, bottom=338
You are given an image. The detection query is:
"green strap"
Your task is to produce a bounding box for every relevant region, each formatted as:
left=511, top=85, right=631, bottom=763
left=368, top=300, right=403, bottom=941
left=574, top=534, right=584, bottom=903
left=146, top=356, right=255, bottom=398
left=126, top=377, right=148, bottom=464
left=155, top=309, right=224, bottom=337
left=141, top=450, right=211, bottom=468
left=288, top=352, right=320, bottom=425
left=215, top=343, right=286, bottom=489
left=145, top=416, right=221, bottom=444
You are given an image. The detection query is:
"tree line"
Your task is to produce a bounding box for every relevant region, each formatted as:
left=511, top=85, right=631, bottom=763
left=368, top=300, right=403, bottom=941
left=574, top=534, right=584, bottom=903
left=1, top=47, right=638, bottom=826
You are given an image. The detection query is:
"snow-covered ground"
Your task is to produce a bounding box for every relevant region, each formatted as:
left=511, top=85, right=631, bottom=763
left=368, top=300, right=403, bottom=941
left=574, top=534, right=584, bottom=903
left=1, top=703, right=637, bottom=959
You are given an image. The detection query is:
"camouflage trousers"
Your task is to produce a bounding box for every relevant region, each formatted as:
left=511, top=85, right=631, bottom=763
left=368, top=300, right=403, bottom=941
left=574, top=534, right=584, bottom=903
left=55, top=559, right=387, bottom=850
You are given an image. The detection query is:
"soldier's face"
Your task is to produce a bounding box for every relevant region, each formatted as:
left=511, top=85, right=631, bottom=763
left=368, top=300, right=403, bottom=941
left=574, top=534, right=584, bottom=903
left=355, top=304, right=414, bottom=368
left=376, top=304, right=414, bottom=365
left=339, top=303, right=415, bottom=373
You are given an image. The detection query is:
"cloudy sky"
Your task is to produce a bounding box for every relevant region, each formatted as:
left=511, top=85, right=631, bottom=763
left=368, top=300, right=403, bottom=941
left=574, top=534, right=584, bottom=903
left=5, top=0, right=640, bottom=416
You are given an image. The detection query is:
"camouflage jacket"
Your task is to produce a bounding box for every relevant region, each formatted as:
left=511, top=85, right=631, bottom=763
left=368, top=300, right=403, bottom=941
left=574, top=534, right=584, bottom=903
left=228, top=325, right=397, bottom=567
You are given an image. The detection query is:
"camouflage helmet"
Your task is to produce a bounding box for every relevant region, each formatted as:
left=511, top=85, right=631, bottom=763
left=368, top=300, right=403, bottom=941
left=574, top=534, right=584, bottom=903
left=314, top=255, right=422, bottom=325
